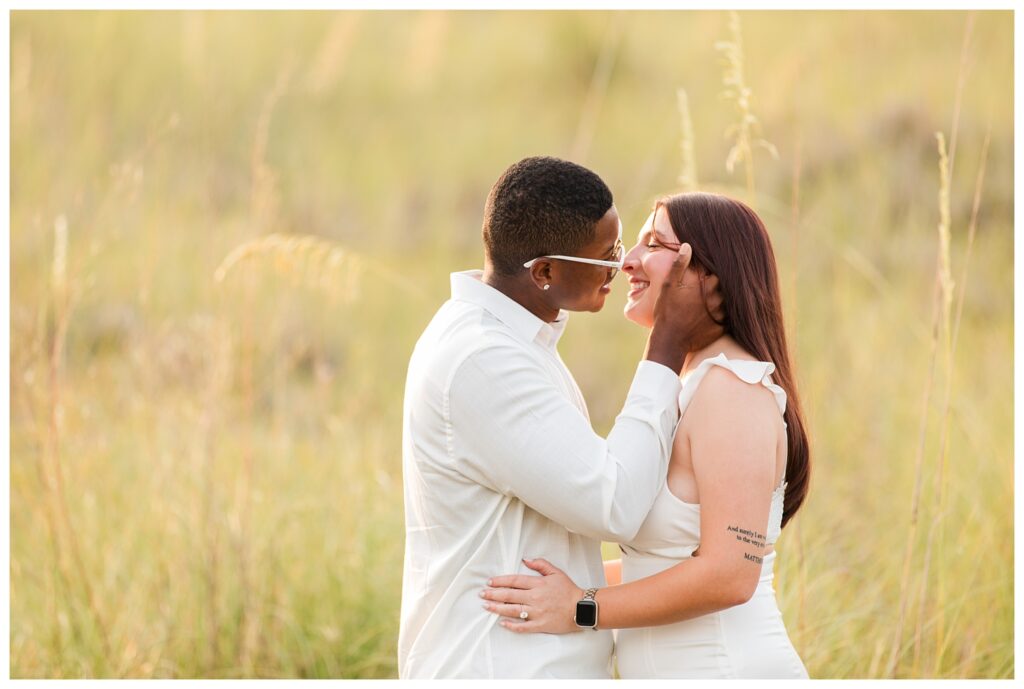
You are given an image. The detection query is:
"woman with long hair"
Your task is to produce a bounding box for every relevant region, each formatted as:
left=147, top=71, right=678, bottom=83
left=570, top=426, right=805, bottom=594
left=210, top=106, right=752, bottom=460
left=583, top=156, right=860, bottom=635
left=481, top=192, right=810, bottom=678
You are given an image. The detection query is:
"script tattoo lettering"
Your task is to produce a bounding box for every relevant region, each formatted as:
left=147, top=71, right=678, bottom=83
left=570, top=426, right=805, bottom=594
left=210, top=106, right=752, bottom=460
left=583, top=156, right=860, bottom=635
left=726, top=525, right=766, bottom=564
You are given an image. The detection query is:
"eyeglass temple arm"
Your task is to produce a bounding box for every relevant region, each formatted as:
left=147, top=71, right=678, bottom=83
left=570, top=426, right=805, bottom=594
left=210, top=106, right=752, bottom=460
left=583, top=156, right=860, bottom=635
left=523, top=255, right=624, bottom=268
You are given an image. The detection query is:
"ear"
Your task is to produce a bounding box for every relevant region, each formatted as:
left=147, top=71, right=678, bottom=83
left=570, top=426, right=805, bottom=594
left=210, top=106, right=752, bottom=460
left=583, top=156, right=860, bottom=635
left=700, top=272, right=727, bottom=326
left=528, top=260, right=553, bottom=290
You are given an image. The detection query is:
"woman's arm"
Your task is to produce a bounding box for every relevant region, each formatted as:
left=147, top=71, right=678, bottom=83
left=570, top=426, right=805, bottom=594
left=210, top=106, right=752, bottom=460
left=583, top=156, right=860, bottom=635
left=483, top=367, right=780, bottom=632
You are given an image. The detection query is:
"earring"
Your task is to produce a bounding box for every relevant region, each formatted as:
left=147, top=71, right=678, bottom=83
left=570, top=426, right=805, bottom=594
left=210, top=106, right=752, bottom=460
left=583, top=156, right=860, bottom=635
left=542, top=284, right=550, bottom=291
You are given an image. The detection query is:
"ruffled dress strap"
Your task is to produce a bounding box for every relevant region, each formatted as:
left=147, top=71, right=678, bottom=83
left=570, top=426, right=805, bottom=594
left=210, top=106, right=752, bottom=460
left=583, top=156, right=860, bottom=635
left=679, top=352, right=787, bottom=418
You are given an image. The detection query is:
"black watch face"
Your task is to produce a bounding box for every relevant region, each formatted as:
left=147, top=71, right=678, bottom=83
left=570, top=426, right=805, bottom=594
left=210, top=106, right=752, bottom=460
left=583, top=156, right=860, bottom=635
left=575, top=600, right=598, bottom=627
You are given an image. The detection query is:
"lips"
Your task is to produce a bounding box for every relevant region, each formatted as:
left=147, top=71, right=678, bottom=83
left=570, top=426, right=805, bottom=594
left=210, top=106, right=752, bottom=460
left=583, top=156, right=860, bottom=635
left=627, top=279, right=650, bottom=299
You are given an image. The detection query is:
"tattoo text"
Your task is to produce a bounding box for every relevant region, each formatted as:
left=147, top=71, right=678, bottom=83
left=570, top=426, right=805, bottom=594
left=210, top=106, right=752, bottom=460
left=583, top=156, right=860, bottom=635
left=727, top=525, right=766, bottom=565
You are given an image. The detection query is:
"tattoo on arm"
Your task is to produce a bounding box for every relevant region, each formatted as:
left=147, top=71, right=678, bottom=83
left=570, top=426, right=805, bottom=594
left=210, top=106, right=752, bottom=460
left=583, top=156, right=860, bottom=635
left=726, top=525, right=766, bottom=564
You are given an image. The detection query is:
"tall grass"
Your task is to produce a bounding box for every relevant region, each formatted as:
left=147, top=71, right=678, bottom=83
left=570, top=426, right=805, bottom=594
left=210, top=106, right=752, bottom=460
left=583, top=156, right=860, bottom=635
left=714, top=10, right=778, bottom=201
left=9, top=10, right=1013, bottom=678
left=676, top=88, right=698, bottom=192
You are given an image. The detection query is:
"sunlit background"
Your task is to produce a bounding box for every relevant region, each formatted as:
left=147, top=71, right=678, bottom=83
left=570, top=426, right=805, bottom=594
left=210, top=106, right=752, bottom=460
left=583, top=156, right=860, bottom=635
left=9, top=10, right=1013, bottom=678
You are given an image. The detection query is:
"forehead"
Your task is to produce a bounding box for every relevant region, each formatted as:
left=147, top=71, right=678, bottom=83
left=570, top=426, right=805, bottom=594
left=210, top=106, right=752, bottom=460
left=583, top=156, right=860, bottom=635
left=636, top=207, right=676, bottom=240
left=590, top=207, right=621, bottom=246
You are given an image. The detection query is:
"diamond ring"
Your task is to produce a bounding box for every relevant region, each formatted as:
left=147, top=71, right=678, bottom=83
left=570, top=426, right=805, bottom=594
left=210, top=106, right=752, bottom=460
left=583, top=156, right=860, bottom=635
left=519, top=610, right=529, bottom=620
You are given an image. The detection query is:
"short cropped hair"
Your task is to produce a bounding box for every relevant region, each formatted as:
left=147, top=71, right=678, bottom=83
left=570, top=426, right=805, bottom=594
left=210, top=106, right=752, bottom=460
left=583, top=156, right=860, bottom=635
left=482, top=156, right=614, bottom=276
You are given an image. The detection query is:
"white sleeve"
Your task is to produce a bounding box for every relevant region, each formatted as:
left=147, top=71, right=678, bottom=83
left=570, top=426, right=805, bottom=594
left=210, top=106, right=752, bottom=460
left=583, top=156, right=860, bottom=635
left=446, top=344, right=681, bottom=542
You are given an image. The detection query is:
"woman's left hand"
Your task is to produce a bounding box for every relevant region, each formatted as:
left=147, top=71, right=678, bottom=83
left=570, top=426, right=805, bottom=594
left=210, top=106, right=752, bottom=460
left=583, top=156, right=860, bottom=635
left=481, top=558, right=584, bottom=634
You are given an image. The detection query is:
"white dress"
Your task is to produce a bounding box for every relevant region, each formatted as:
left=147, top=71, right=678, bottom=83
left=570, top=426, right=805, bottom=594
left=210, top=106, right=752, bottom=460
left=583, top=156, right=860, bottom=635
left=615, top=353, right=809, bottom=679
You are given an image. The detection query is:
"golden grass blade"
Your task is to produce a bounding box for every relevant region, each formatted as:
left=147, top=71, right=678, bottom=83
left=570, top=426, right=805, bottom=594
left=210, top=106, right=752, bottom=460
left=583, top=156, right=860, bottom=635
left=945, top=12, right=976, bottom=185
left=919, top=124, right=991, bottom=674
left=950, top=124, right=991, bottom=362
left=891, top=14, right=978, bottom=673
left=906, top=132, right=952, bottom=674
left=250, top=68, right=292, bottom=232
left=715, top=10, right=777, bottom=202
left=886, top=268, right=940, bottom=677
left=570, top=12, right=625, bottom=164
left=46, top=214, right=115, bottom=673
left=676, top=88, right=699, bottom=191
left=214, top=232, right=426, bottom=305
left=788, top=133, right=806, bottom=650
left=306, top=13, right=361, bottom=95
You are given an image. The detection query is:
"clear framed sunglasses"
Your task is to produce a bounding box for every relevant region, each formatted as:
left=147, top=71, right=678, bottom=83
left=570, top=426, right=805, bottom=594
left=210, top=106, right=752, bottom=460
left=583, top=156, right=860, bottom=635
left=523, top=240, right=625, bottom=281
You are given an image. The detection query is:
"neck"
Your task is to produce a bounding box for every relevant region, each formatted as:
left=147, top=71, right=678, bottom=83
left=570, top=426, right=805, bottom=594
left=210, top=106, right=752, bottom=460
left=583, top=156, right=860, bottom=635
left=682, top=334, right=739, bottom=375
left=482, top=265, right=561, bottom=323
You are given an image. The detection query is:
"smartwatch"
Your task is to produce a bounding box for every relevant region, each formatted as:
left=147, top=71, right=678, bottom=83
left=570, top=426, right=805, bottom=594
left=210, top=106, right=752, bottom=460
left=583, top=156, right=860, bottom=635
left=574, top=587, right=599, bottom=629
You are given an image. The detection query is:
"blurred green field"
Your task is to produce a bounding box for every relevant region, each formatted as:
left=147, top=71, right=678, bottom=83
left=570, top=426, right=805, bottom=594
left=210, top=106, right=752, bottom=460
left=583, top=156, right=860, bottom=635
left=9, top=10, right=1013, bottom=679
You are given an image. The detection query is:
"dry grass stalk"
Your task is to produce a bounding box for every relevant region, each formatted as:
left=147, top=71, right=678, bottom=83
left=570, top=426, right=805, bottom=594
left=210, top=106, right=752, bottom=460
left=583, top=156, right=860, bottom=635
left=788, top=133, right=807, bottom=647
left=250, top=69, right=291, bottom=234
left=570, top=12, right=624, bottom=164
left=307, top=13, right=361, bottom=94
left=945, top=12, right=976, bottom=185
left=950, top=125, right=991, bottom=353
left=198, top=322, right=234, bottom=674
left=215, top=233, right=363, bottom=303
left=676, top=88, right=698, bottom=191
left=215, top=231, right=427, bottom=305
left=908, top=133, right=953, bottom=674
left=913, top=125, right=991, bottom=674
left=35, top=219, right=71, bottom=659
left=885, top=174, right=945, bottom=678
left=891, top=127, right=971, bottom=677
left=46, top=215, right=115, bottom=673
left=790, top=133, right=802, bottom=331
left=233, top=71, right=293, bottom=674
left=934, top=133, right=955, bottom=334
left=19, top=104, right=179, bottom=672
left=198, top=375, right=222, bottom=673
left=715, top=10, right=777, bottom=200
left=20, top=324, right=76, bottom=661
left=887, top=9, right=979, bottom=672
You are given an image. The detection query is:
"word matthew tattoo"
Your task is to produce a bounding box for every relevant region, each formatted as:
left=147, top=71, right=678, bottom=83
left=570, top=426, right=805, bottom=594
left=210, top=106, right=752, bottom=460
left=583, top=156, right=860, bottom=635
left=726, top=525, right=766, bottom=564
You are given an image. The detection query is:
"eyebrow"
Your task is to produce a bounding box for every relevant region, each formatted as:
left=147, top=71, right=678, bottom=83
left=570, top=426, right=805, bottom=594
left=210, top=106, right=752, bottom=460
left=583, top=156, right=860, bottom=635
left=651, top=228, right=676, bottom=244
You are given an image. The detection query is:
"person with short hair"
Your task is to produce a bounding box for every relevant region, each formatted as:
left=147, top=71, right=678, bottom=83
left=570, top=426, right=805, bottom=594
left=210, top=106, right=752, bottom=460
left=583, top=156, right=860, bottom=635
left=398, top=158, right=723, bottom=678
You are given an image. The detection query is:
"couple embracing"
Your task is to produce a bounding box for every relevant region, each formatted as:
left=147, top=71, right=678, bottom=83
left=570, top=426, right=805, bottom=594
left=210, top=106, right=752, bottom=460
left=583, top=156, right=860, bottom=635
left=398, top=156, right=810, bottom=679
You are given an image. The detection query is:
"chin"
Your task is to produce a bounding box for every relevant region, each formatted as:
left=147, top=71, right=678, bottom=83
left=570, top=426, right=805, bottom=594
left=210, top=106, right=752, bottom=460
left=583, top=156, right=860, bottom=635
left=623, top=301, right=654, bottom=329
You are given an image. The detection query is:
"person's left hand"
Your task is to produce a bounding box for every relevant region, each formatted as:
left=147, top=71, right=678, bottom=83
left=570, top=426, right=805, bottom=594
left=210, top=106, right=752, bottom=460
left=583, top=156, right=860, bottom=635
left=481, top=558, right=584, bottom=634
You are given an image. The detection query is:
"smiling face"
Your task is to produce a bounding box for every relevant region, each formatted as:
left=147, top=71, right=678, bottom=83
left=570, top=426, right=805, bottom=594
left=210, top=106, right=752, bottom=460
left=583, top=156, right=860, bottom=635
left=548, top=206, right=623, bottom=313
left=622, top=205, right=700, bottom=328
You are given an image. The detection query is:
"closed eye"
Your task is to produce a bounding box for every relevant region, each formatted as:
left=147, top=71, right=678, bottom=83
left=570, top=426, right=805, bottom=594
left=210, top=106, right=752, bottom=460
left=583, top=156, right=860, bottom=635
left=650, top=235, right=681, bottom=251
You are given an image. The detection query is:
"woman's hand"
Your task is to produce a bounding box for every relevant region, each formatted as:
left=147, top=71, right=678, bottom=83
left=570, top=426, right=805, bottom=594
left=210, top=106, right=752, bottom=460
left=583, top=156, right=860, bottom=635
left=481, top=558, right=584, bottom=634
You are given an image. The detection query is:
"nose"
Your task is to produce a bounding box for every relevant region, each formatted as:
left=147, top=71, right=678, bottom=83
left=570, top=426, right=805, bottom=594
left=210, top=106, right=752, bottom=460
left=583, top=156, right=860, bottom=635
left=622, top=244, right=643, bottom=275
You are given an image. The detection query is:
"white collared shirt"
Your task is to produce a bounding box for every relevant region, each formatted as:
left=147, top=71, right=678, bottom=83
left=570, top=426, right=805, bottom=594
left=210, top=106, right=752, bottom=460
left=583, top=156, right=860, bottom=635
left=398, top=270, right=682, bottom=678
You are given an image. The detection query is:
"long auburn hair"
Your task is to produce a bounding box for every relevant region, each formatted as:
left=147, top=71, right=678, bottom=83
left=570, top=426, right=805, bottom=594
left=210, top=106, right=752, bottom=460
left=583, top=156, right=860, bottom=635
left=656, top=192, right=810, bottom=528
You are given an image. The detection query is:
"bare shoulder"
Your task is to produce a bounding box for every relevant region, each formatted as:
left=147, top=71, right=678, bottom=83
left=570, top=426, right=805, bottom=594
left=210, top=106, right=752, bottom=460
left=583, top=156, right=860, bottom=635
left=684, top=363, right=781, bottom=495
left=684, top=363, right=780, bottom=436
